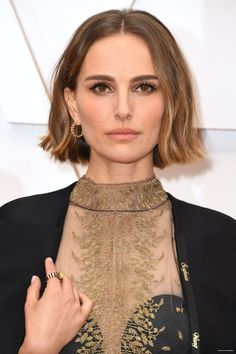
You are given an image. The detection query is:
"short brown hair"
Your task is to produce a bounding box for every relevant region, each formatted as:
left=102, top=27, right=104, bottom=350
left=39, top=8, right=204, bottom=168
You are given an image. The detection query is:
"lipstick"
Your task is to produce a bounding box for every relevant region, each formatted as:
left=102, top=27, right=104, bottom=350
left=106, top=128, right=140, bottom=140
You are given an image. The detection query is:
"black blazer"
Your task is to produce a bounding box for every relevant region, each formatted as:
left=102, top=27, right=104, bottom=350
left=0, top=182, right=235, bottom=354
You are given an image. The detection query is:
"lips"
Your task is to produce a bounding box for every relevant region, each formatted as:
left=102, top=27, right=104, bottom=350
left=107, top=128, right=140, bottom=135
left=106, top=128, right=140, bottom=141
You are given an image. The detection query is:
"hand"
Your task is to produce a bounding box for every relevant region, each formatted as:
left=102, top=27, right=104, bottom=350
left=19, top=257, right=92, bottom=354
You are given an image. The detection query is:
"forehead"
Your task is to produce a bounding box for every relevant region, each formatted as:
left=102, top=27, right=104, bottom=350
left=78, top=33, right=156, bottom=78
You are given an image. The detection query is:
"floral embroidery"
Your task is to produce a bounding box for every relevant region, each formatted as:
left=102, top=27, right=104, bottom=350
left=121, top=297, right=165, bottom=353
left=55, top=176, right=190, bottom=353
left=71, top=209, right=167, bottom=353
left=75, top=314, right=103, bottom=353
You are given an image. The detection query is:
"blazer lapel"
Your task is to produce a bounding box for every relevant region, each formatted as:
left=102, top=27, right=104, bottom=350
left=168, top=193, right=201, bottom=353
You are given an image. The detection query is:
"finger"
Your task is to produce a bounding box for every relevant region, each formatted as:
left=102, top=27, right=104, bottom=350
left=72, top=286, right=80, bottom=302
left=79, top=292, right=93, bottom=315
left=45, top=257, right=61, bottom=287
left=45, top=256, right=56, bottom=274
left=25, top=275, right=41, bottom=307
left=61, top=274, right=75, bottom=298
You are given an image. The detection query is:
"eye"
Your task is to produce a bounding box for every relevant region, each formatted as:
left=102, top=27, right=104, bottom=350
left=135, top=82, right=158, bottom=94
left=89, top=82, right=113, bottom=96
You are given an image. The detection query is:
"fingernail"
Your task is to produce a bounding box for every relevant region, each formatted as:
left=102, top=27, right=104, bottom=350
left=47, top=257, right=53, bottom=262
left=31, top=275, right=37, bottom=283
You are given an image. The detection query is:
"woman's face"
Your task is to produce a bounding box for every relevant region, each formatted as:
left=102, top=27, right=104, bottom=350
left=65, top=33, right=165, bottom=165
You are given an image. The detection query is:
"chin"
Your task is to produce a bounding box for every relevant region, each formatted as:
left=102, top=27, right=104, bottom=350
left=101, top=152, right=152, bottom=164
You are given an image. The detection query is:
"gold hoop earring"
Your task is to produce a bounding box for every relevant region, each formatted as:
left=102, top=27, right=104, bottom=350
left=71, top=122, right=83, bottom=138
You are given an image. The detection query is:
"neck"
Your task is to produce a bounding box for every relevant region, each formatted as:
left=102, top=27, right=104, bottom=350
left=85, top=152, right=155, bottom=184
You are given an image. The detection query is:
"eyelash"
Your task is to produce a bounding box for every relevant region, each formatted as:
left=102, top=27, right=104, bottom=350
left=89, top=81, right=158, bottom=96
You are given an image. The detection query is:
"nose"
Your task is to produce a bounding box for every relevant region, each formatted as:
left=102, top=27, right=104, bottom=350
left=114, top=90, right=133, bottom=121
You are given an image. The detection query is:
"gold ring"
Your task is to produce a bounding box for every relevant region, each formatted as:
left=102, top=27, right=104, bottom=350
left=46, top=271, right=64, bottom=283
left=57, top=272, right=64, bottom=283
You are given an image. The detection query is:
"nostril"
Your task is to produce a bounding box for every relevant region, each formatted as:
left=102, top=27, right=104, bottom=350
left=114, top=113, right=132, bottom=120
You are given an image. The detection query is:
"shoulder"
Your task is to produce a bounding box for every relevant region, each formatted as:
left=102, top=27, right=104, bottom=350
left=168, top=193, right=236, bottom=232
left=0, top=182, right=76, bottom=226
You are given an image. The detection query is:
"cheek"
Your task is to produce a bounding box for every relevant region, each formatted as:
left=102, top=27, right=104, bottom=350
left=77, top=96, right=110, bottom=126
left=138, top=98, right=165, bottom=131
left=76, top=98, right=110, bottom=148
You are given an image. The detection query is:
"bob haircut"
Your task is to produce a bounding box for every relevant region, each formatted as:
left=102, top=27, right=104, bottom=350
left=40, top=8, right=204, bottom=168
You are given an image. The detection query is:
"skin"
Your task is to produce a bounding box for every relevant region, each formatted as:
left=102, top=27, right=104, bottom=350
left=19, top=33, right=165, bottom=354
left=65, top=33, right=165, bottom=183
left=18, top=258, right=92, bottom=354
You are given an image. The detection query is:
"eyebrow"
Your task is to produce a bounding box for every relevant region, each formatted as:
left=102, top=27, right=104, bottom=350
left=84, top=74, right=159, bottom=82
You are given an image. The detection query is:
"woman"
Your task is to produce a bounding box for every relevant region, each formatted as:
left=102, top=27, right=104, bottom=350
left=0, top=8, right=235, bottom=354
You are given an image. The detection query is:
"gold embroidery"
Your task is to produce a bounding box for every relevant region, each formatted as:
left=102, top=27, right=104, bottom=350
left=175, top=306, right=184, bottom=313
left=70, top=175, right=168, bottom=211
left=121, top=297, right=165, bottom=353
left=55, top=175, right=188, bottom=353
left=177, top=330, right=183, bottom=340
left=180, top=262, right=190, bottom=281
left=75, top=313, right=103, bottom=353
left=72, top=210, right=167, bottom=352
left=75, top=296, right=189, bottom=353
left=173, top=278, right=181, bottom=287
left=191, top=332, right=200, bottom=349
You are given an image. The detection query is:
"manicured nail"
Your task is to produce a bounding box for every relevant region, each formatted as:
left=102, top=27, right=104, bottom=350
left=47, top=257, right=53, bottom=262
left=31, top=275, right=37, bottom=283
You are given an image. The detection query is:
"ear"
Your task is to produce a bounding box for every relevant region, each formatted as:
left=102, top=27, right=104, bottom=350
left=64, top=87, right=81, bottom=124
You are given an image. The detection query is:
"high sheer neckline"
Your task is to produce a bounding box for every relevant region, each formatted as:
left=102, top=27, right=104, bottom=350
left=70, top=174, right=168, bottom=212
left=56, top=175, right=189, bottom=353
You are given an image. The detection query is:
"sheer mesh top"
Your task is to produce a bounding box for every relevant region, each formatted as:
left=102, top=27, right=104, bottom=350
left=56, top=175, right=191, bottom=353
